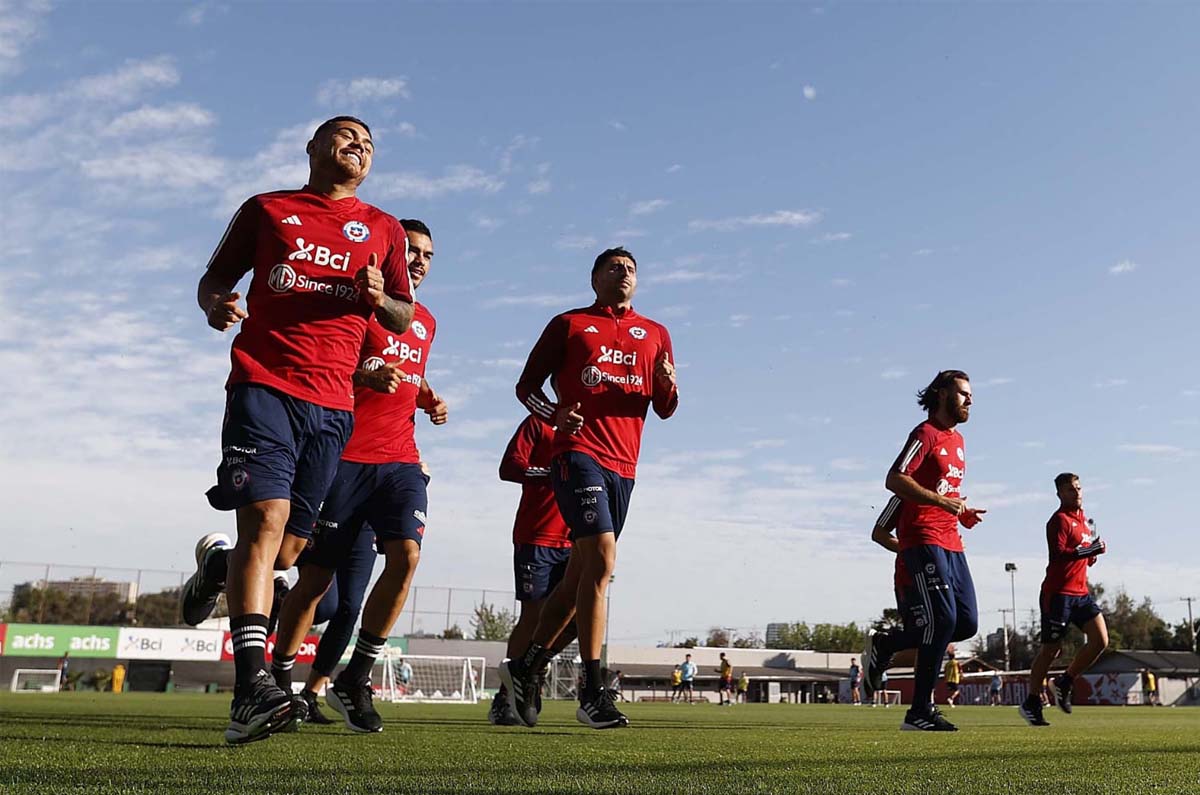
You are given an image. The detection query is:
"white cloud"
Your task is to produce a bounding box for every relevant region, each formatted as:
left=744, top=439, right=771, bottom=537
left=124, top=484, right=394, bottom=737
left=831, top=278, right=852, bottom=288
left=1109, top=259, right=1138, bottom=275
left=1117, top=443, right=1194, bottom=457
left=73, top=56, right=180, bottom=103
left=527, top=178, right=551, bottom=194
left=482, top=293, right=591, bottom=309
left=608, top=120, right=627, bottom=132
left=474, top=215, right=502, bottom=232
left=554, top=234, right=598, bottom=251
left=0, top=0, right=52, bottom=76
left=982, top=377, right=1014, bottom=387
left=666, top=164, right=682, bottom=174
left=1093, top=378, right=1129, bottom=389
left=689, top=209, right=821, bottom=232
left=730, top=314, right=750, bottom=328
left=830, top=457, right=865, bottom=471
left=612, top=228, right=647, bottom=239
left=880, top=368, right=908, bottom=380
left=646, top=268, right=738, bottom=285
left=81, top=147, right=226, bottom=189
left=913, top=248, right=934, bottom=256
left=814, top=232, right=852, bottom=243
left=372, top=165, right=504, bottom=200
left=317, top=76, right=410, bottom=105
left=103, top=103, right=216, bottom=136
left=630, top=198, right=670, bottom=216
left=802, top=84, right=817, bottom=100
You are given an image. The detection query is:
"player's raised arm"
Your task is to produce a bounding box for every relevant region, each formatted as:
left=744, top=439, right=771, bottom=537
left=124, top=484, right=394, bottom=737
left=499, top=417, right=552, bottom=484
left=652, top=329, right=679, bottom=419
left=516, top=315, right=580, bottom=431
left=198, top=199, right=257, bottom=331
left=870, top=496, right=902, bottom=553
left=357, top=249, right=414, bottom=334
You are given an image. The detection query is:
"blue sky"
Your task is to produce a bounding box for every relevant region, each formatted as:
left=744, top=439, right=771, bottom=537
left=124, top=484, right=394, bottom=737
left=2, top=1, right=1198, bottom=645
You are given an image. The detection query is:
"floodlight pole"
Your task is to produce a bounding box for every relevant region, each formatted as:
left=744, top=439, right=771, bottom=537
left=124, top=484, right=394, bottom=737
left=1004, top=563, right=1018, bottom=671
left=1183, top=597, right=1197, bottom=654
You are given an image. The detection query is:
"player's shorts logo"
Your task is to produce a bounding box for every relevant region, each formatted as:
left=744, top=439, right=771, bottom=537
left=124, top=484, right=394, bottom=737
left=343, top=220, right=371, bottom=243
left=362, top=356, right=385, bottom=371
left=629, top=326, right=647, bottom=340
left=230, top=468, right=249, bottom=490
left=411, top=320, right=428, bottom=340
left=925, top=563, right=936, bottom=575
left=583, top=509, right=598, bottom=524
left=268, top=263, right=297, bottom=292
left=414, top=509, right=427, bottom=524
left=581, top=366, right=602, bottom=387
left=935, top=478, right=950, bottom=496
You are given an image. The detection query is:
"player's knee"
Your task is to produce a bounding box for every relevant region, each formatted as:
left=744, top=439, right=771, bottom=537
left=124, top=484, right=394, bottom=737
left=1091, top=621, right=1109, bottom=648
left=236, top=499, right=290, bottom=540
left=384, top=542, right=420, bottom=578
left=295, top=569, right=335, bottom=600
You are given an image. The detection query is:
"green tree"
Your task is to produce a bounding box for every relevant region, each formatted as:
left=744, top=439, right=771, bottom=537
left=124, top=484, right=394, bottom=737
left=470, top=603, right=516, bottom=641
left=733, top=632, right=764, bottom=649
left=704, top=628, right=731, bottom=647
left=132, top=588, right=186, bottom=627
left=441, top=624, right=465, bottom=640
left=674, top=637, right=699, bottom=648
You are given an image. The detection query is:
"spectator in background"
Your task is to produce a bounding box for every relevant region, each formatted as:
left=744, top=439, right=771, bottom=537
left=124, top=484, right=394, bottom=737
left=398, top=658, right=414, bottom=694
left=716, top=652, right=734, bottom=706
left=1144, top=670, right=1160, bottom=706
left=943, top=653, right=962, bottom=708
left=670, top=665, right=683, bottom=702
left=58, top=652, right=70, bottom=692
left=680, top=654, right=697, bottom=703
left=848, top=658, right=862, bottom=705
left=737, top=671, right=749, bottom=704
left=990, top=671, right=1003, bottom=705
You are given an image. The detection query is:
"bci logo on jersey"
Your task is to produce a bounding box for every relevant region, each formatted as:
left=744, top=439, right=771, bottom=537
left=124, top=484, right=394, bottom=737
left=288, top=237, right=352, bottom=271
left=382, top=335, right=422, bottom=364
left=597, top=346, right=637, bottom=366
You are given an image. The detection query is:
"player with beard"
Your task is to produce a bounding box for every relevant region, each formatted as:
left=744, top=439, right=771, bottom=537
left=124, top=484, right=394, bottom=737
left=1019, top=473, right=1108, bottom=727
left=186, top=116, right=414, bottom=744
left=502, top=247, right=678, bottom=729
left=868, top=370, right=986, bottom=731
left=270, top=220, right=446, bottom=734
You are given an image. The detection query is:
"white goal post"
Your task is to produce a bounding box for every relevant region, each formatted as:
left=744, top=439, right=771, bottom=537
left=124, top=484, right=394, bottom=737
left=379, top=651, right=485, bottom=704
left=10, top=669, right=61, bottom=693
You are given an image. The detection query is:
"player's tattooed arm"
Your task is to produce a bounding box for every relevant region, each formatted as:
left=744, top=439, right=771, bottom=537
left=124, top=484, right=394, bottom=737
left=356, top=252, right=413, bottom=333
left=353, top=364, right=406, bottom=394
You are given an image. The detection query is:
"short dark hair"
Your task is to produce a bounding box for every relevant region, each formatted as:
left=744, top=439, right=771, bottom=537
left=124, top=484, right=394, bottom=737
left=397, top=219, right=431, bottom=239
left=1054, top=472, right=1079, bottom=491
left=592, top=246, right=637, bottom=276
left=311, top=115, right=372, bottom=142
left=916, top=370, right=970, bottom=412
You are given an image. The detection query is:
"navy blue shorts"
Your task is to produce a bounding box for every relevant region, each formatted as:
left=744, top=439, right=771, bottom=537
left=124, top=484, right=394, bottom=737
left=302, top=461, right=428, bottom=569
left=514, top=543, right=572, bottom=602
left=207, top=384, right=353, bottom=538
left=551, top=451, right=635, bottom=541
left=1040, top=592, right=1102, bottom=643
left=899, top=545, right=979, bottom=647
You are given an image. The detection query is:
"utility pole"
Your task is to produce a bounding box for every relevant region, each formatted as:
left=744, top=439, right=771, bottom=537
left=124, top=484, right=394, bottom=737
left=999, top=608, right=1013, bottom=671
left=1182, top=597, right=1197, bottom=654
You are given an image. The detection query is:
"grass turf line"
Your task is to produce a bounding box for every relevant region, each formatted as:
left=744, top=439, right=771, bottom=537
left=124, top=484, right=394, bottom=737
left=0, top=693, right=1197, bottom=794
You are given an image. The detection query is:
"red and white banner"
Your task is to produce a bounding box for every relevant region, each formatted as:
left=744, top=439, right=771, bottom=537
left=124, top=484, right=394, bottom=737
left=220, top=632, right=323, bottom=663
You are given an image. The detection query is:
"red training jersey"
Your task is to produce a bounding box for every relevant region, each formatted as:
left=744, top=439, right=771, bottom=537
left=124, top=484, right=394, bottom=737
left=340, top=305, right=436, bottom=464
left=891, top=421, right=967, bottom=552
left=206, top=188, right=413, bottom=411
left=499, top=416, right=571, bottom=549
left=1041, top=509, right=1096, bottom=597
left=515, top=304, right=678, bottom=479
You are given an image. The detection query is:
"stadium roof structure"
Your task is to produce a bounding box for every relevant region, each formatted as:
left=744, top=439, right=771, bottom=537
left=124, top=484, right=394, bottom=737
left=1091, top=649, right=1200, bottom=676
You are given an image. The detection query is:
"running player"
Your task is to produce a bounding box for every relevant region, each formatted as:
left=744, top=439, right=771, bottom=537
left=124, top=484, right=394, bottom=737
left=489, top=415, right=574, bottom=726
left=186, top=116, right=414, bottom=744
left=1019, top=473, right=1108, bottom=727
left=270, top=219, right=445, bottom=733
left=717, top=652, right=734, bottom=706
left=861, top=496, right=918, bottom=701
left=501, top=246, right=679, bottom=729
left=871, top=370, right=986, bottom=731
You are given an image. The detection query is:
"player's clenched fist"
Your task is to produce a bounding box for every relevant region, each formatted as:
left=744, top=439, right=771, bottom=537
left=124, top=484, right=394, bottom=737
left=655, top=351, right=676, bottom=390
left=206, top=291, right=247, bottom=331
left=365, top=363, right=408, bottom=394
left=355, top=252, right=385, bottom=308
left=555, top=402, right=584, bottom=435
left=424, top=393, right=449, bottom=425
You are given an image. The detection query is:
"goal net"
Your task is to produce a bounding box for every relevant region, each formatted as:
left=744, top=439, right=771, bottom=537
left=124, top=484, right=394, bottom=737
left=379, top=651, right=485, bottom=704
left=10, top=669, right=60, bottom=693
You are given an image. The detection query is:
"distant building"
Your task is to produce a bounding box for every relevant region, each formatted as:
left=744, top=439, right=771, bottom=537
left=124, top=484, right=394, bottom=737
left=13, top=576, right=138, bottom=605
left=766, top=623, right=789, bottom=647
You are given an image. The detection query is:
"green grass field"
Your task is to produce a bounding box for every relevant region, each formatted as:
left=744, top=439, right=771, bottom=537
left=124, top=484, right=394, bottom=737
left=0, top=693, right=1196, bottom=795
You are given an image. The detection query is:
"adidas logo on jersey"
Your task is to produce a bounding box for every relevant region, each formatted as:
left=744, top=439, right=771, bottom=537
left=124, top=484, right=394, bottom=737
left=939, top=448, right=948, bottom=456
left=282, top=215, right=302, bottom=226
left=584, top=325, right=599, bottom=334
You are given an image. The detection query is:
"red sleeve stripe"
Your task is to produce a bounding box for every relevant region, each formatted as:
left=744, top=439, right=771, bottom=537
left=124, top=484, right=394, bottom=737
left=874, top=495, right=902, bottom=529
left=897, top=439, right=922, bottom=472
left=205, top=206, right=243, bottom=271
